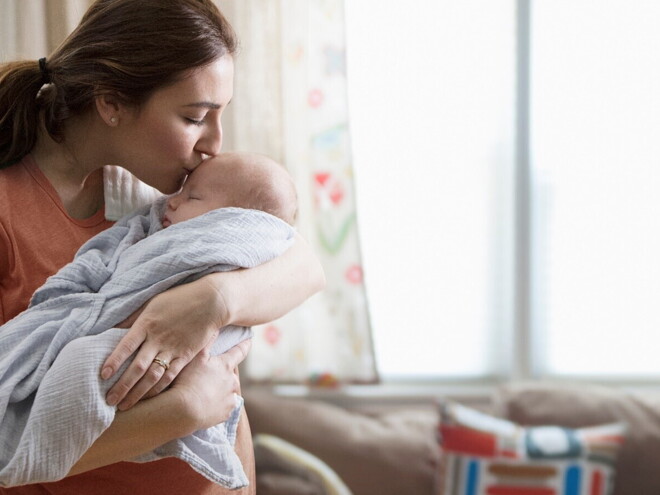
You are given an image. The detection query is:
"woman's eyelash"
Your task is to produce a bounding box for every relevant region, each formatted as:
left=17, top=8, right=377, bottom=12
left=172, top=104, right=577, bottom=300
left=185, top=118, right=204, bottom=126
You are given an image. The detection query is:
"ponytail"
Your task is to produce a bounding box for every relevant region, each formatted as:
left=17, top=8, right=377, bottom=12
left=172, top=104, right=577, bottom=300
left=0, top=61, right=47, bottom=168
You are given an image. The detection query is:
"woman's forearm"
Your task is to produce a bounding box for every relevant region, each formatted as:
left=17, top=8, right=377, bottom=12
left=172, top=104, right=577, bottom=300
left=210, top=232, right=325, bottom=327
left=67, top=388, right=195, bottom=476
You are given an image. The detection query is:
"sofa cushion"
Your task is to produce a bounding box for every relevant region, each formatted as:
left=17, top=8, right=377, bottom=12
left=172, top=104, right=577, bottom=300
left=244, top=391, right=440, bottom=495
left=438, top=401, right=626, bottom=495
left=494, top=382, right=660, bottom=495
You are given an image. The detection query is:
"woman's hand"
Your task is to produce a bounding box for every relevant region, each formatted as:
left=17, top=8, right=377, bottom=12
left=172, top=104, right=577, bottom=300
left=101, top=276, right=230, bottom=410
left=68, top=339, right=251, bottom=476
left=172, top=339, right=251, bottom=430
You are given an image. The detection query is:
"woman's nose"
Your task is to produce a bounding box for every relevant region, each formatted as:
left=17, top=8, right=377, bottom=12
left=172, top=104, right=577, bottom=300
left=195, top=123, right=223, bottom=157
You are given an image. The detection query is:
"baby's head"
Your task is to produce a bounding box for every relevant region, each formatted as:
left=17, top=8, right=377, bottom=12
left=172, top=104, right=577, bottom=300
left=162, top=152, right=297, bottom=227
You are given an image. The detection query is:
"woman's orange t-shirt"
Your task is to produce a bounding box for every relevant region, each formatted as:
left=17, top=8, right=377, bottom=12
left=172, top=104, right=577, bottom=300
left=0, top=155, right=253, bottom=494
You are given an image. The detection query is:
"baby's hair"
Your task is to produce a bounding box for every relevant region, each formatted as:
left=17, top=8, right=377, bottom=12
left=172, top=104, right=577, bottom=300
left=0, top=0, right=237, bottom=168
left=249, top=169, right=298, bottom=226
left=219, top=152, right=298, bottom=226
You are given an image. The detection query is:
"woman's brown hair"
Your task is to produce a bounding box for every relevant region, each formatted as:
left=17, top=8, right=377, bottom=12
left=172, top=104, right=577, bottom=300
left=0, top=0, right=237, bottom=168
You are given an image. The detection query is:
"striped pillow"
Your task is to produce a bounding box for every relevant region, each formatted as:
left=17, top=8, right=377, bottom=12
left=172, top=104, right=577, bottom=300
left=437, top=402, right=626, bottom=495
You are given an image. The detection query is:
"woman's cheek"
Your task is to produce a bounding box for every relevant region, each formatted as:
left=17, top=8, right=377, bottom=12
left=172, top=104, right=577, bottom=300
left=163, top=130, right=194, bottom=158
left=173, top=127, right=202, bottom=156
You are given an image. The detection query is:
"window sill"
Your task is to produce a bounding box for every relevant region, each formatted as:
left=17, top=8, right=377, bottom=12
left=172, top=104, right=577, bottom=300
left=245, top=376, right=660, bottom=409
left=245, top=380, right=498, bottom=409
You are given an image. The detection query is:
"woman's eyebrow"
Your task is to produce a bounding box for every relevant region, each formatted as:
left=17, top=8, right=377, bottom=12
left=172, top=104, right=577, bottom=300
left=183, top=102, right=222, bottom=110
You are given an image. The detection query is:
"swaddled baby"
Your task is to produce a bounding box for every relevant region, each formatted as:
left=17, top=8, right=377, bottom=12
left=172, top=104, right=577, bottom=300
left=0, top=152, right=296, bottom=489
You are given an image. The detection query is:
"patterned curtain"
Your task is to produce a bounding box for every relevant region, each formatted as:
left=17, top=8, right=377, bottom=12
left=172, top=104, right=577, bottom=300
left=218, top=0, right=378, bottom=385
left=0, top=0, right=92, bottom=61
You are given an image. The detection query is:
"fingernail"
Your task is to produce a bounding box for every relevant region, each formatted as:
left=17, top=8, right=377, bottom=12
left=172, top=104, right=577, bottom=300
left=107, top=393, right=118, bottom=406
left=101, top=367, right=113, bottom=380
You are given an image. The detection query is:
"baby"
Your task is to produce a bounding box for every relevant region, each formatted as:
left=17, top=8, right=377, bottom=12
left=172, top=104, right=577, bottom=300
left=163, top=151, right=298, bottom=227
left=0, top=151, right=297, bottom=488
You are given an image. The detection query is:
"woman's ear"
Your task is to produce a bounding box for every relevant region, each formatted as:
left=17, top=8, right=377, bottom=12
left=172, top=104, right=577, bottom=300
left=95, top=93, right=123, bottom=127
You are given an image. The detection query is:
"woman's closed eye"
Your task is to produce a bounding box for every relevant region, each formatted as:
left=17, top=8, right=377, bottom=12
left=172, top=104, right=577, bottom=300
left=185, top=117, right=205, bottom=126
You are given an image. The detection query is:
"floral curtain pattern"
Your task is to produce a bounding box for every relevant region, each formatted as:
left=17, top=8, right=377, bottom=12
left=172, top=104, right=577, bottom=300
left=219, top=0, right=378, bottom=384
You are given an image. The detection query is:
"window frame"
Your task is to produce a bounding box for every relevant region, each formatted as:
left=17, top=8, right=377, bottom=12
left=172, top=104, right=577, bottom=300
left=276, top=0, right=660, bottom=400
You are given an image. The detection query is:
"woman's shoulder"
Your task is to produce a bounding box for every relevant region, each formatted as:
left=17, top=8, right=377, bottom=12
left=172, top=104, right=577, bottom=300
left=0, top=156, right=50, bottom=226
left=0, top=158, right=31, bottom=229
left=0, top=156, right=37, bottom=203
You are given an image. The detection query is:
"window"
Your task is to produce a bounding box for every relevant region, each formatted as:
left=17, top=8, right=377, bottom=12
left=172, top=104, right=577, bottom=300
left=345, top=1, right=660, bottom=381
left=530, top=1, right=660, bottom=378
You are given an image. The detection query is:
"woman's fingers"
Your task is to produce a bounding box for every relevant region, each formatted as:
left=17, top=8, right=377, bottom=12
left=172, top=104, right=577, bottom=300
left=101, top=326, right=146, bottom=380
left=162, top=339, right=252, bottom=429
left=105, top=345, right=155, bottom=406
left=221, top=339, right=252, bottom=371
left=144, top=339, right=251, bottom=400
left=117, top=356, right=185, bottom=410
left=108, top=336, right=251, bottom=414
left=143, top=357, right=184, bottom=399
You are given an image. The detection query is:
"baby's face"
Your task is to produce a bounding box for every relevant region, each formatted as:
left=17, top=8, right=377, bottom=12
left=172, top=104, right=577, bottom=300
left=162, top=160, right=229, bottom=227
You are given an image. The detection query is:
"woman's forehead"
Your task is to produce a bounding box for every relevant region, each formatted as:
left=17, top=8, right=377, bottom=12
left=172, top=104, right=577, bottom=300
left=151, top=56, right=234, bottom=106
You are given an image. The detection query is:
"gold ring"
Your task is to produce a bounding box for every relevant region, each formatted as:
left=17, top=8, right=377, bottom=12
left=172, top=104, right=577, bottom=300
left=152, top=357, right=170, bottom=371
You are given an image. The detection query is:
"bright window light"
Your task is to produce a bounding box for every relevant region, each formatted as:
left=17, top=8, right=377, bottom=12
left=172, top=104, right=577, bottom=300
left=345, top=0, right=516, bottom=379
left=531, top=1, right=660, bottom=377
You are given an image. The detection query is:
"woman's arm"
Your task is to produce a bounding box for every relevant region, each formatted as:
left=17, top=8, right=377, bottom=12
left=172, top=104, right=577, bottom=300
left=102, top=233, right=325, bottom=409
left=69, top=340, right=250, bottom=476
left=211, top=231, right=326, bottom=327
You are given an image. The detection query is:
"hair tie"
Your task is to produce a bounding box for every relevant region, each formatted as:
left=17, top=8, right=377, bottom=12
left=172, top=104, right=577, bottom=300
left=38, top=57, right=51, bottom=85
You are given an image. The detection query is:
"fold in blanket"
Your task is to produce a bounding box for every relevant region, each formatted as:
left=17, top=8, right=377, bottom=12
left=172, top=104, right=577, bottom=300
left=103, top=165, right=161, bottom=221
left=0, top=198, right=295, bottom=488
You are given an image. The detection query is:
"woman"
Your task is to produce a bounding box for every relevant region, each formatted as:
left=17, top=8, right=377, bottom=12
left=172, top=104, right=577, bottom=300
left=0, top=0, right=324, bottom=493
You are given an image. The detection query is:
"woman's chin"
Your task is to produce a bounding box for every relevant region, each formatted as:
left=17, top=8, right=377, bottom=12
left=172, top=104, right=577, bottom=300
left=159, top=182, right=183, bottom=195
left=153, top=174, right=188, bottom=195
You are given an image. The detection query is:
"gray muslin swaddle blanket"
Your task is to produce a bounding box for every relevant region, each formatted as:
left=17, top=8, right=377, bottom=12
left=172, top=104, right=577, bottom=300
left=0, top=197, right=295, bottom=488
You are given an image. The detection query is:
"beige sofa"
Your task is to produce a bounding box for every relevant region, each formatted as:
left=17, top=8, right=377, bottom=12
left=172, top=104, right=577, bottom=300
left=245, top=383, right=660, bottom=495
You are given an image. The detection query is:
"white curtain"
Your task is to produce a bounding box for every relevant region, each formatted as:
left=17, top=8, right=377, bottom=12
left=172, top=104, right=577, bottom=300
left=2, top=0, right=378, bottom=385
left=0, top=0, right=93, bottom=61
left=219, top=0, right=377, bottom=384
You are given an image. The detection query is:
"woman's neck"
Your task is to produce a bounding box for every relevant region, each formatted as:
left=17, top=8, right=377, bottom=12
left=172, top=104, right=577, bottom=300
left=31, top=117, right=106, bottom=220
